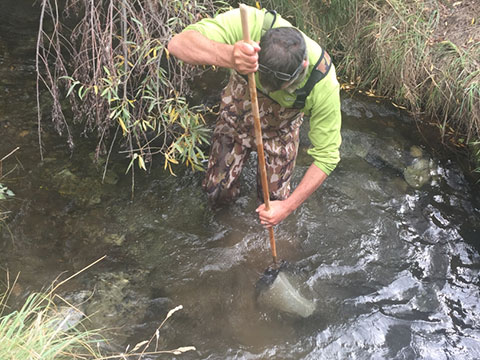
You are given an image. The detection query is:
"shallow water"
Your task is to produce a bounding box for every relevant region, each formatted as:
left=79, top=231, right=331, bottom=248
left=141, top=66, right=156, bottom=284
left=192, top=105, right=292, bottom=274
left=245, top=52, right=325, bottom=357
left=1, top=1, right=480, bottom=359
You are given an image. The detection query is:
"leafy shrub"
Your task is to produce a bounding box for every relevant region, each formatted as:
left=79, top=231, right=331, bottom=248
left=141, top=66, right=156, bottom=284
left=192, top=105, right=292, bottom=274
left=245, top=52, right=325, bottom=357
left=37, top=0, right=228, bottom=175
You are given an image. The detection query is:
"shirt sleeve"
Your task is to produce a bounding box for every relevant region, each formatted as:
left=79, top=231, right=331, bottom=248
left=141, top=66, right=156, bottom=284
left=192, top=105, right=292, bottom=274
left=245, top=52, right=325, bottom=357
left=183, top=7, right=265, bottom=44
left=305, top=67, right=342, bottom=175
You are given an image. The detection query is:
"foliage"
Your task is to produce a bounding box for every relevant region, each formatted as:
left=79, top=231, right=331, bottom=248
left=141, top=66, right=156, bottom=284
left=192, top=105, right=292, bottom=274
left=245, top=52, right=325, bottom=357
left=36, top=0, right=228, bottom=176
left=0, top=184, right=15, bottom=201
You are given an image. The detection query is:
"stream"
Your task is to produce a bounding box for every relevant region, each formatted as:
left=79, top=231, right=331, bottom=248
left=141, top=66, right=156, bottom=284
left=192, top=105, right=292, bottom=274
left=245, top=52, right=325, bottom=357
left=1, top=1, right=480, bottom=359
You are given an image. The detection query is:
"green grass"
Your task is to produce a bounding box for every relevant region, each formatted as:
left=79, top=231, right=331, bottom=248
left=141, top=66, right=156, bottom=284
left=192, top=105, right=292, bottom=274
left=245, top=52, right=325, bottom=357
left=0, top=283, right=103, bottom=359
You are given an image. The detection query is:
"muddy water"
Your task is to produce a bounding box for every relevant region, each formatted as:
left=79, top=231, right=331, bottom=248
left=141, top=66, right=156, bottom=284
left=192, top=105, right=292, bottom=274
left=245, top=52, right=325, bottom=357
left=1, top=1, right=480, bottom=359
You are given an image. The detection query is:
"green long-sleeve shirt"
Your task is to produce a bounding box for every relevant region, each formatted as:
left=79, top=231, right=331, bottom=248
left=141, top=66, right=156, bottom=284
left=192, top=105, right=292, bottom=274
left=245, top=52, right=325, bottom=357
left=184, top=6, right=341, bottom=175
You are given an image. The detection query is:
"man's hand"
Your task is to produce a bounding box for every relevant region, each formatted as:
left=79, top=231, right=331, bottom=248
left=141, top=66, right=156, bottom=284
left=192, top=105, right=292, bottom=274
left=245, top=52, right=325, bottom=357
left=232, top=41, right=260, bottom=74
left=256, top=200, right=292, bottom=228
left=255, top=164, right=328, bottom=228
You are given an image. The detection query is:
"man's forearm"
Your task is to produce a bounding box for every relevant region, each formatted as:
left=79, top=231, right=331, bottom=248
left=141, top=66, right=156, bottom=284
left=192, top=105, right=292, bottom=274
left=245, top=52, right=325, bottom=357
left=256, top=163, right=328, bottom=226
left=168, top=30, right=259, bottom=74
left=167, top=30, right=234, bottom=68
left=284, top=163, right=328, bottom=212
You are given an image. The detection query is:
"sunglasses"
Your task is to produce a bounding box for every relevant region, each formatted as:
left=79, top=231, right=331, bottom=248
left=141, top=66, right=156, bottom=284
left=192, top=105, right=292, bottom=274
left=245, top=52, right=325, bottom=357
left=258, top=52, right=306, bottom=82
left=258, top=62, right=304, bottom=82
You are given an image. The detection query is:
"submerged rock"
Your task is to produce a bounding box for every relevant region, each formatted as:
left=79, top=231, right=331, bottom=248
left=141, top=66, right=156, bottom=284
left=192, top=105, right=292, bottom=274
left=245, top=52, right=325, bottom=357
left=51, top=166, right=106, bottom=206
left=340, top=129, right=373, bottom=160
left=55, top=306, right=85, bottom=331
left=83, top=271, right=151, bottom=344
left=365, top=140, right=407, bottom=174
left=409, top=145, right=424, bottom=158
left=103, top=169, right=119, bottom=185
left=104, top=233, right=126, bottom=246
left=403, top=158, right=431, bottom=189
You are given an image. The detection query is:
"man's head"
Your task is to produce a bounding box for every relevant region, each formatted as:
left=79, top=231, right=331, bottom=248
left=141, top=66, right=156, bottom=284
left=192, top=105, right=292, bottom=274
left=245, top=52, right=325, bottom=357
left=258, top=27, right=307, bottom=93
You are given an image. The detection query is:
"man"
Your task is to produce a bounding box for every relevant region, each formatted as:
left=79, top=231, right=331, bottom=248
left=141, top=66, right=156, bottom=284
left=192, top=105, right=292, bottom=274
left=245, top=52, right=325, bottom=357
left=168, top=5, right=341, bottom=228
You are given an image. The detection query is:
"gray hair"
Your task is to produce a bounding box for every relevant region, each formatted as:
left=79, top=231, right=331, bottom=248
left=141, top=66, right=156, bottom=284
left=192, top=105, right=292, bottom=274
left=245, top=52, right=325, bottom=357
left=258, top=27, right=307, bottom=92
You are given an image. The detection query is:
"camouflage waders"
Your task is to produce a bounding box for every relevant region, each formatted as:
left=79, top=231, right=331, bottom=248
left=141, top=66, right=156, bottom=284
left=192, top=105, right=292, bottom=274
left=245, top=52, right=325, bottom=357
left=202, top=72, right=303, bottom=205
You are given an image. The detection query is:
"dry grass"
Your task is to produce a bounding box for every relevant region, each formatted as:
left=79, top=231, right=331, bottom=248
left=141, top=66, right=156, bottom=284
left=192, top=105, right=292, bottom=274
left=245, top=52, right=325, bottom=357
left=256, top=0, right=480, bottom=172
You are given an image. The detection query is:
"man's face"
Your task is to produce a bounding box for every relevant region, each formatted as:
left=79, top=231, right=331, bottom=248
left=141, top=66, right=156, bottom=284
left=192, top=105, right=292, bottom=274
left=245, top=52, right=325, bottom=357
left=260, top=82, right=277, bottom=94
left=260, top=59, right=309, bottom=94
left=280, top=59, right=309, bottom=94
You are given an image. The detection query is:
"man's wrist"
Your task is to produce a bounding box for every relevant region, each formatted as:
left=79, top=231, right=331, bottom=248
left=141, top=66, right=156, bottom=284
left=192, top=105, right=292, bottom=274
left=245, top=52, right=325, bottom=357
left=216, top=42, right=235, bottom=69
left=282, top=196, right=297, bottom=214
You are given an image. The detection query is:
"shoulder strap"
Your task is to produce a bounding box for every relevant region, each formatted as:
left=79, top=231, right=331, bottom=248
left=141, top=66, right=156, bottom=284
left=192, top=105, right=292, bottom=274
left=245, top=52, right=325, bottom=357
left=261, top=10, right=277, bottom=36
left=293, top=48, right=332, bottom=109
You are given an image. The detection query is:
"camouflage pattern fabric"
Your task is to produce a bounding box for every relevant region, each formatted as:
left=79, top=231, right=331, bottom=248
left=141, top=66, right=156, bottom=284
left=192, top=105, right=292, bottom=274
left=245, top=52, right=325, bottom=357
left=203, top=72, right=303, bottom=205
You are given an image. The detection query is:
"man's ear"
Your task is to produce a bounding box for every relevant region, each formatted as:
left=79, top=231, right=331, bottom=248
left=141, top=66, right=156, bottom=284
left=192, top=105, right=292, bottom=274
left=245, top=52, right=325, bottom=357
left=302, top=59, right=309, bottom=68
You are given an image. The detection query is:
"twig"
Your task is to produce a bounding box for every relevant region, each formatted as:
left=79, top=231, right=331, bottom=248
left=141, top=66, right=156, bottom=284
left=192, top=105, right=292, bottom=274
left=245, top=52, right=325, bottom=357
left=36, top=0, right=47, bottom=160
left=0, top=271, right=21, bottom=316
left=49, top=255, right=106, bottom=295
left=102, top=125, right=120, bottom=183
left=0, top=147, right=20, bottom=163
left=0, top=147, right=20, bottom=178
